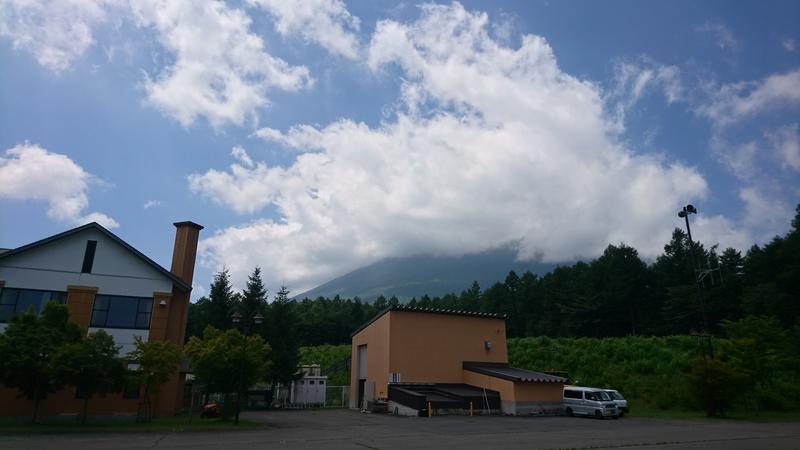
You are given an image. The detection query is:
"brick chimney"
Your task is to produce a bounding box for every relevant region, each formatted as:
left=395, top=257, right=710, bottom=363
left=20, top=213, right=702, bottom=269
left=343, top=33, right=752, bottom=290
left=170, top=221, right=203, bottom=285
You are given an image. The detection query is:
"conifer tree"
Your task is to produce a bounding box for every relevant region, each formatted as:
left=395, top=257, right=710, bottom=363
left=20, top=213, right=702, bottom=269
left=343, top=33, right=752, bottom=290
left=240, top=267, right=267, bottom=323
left=208, top=268, right=235, bottom=330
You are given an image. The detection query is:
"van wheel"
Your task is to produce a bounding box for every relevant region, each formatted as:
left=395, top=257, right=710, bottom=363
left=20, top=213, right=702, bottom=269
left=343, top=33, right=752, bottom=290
left=594, top=410, right=602, bottom=419
left=565, top=407, right=573, bottom=417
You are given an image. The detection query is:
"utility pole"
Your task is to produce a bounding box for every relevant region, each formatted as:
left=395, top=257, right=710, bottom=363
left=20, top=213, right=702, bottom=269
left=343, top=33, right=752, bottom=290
left=678, top=204, right=713, bottom=359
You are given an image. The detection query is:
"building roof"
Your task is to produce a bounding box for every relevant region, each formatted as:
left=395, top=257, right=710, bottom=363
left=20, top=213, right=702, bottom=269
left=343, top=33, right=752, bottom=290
left=463, top=362, right=567, bottom=383
left=0, top=222, right=191, bottom=292
left=351, top=304, right=506, bottom=337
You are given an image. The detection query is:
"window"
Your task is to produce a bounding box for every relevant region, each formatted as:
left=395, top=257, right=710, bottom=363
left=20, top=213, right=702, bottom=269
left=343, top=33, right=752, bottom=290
left=81, top=240, right=97, bottom=273
left=564, top=389, right=581, bottom=399
left=90, top=295, right=152, bottom=329
left=0, top=288, right=67, bottom=322
left=309, top=380, right=315, bottom=385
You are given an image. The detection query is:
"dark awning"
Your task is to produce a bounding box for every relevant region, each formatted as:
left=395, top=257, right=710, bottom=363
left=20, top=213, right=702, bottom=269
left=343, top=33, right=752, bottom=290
left=463, top=362, right=566, bottom=383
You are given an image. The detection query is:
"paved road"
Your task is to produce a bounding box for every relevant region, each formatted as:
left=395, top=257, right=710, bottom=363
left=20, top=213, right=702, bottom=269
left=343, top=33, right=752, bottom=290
left=2, top=409, right=799, bottom=449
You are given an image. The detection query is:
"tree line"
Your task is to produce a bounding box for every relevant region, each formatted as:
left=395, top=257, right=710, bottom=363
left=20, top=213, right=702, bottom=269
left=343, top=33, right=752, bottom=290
left=190, top=205, right=799, bottom=347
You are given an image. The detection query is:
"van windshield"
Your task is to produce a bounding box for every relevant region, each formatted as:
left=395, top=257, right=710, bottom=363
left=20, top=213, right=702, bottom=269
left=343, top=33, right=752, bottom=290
left=608, top=391, right=624, bottom=400
left=586, top=391, right=611, bottom=401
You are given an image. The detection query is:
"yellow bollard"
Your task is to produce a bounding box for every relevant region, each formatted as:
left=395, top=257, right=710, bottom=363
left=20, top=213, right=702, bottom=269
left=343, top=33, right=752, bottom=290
left=428, top=402, right=432, bottom=417
left=470, top=401, right=473, bottom=417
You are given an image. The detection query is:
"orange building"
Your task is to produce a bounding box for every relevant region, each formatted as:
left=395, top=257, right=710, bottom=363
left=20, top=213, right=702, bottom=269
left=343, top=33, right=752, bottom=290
left=350, top=305, right=565, bottom=416
left=0, top=221, right=202, bottom=419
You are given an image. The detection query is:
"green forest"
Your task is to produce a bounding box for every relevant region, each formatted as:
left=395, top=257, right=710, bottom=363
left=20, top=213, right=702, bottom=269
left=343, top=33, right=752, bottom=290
left=189, top=204, right=800, bottom=415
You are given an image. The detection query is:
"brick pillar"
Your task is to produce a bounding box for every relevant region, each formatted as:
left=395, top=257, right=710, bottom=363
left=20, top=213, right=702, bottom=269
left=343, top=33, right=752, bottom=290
left=66, top=285, right=98, bottom=329
left=149, top=292, right=172, bottom=341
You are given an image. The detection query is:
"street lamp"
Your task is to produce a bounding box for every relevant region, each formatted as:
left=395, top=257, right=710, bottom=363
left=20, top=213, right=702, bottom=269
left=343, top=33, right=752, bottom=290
left=231, top=311, right=264, bottom=425
left=678, top=204, right=713, bottom=358
left=678, top=204, right=697, bottom=242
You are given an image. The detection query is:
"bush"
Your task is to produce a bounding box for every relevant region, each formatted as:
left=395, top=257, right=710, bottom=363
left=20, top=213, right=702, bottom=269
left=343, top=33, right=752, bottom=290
left=687, top=357, right=747, bottom=416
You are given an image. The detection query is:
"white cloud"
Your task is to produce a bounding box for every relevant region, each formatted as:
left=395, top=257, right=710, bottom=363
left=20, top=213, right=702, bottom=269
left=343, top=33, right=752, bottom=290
left=190, top=283, right=207, bottom=301
left=1, top=0, right=313, bottom=128
left=143, top=199, right=161, bottom=209
left=130, top=0, right=313, bottom=128
left=0, top=0, right=119, bottom=72
left=696, top=21, right=737, bottom=50
left=247, top=0, right=361, bottom=59
left=697, top=69, right=800, bottom=128
left=0, top=143, right=118, bottom=228
left=188, top=147, right=284, bottom=215
left=765, top=124, right=800, bottom=171
left=783, top=38, right=796, bottom=52
left=739, top=186, right=795, bottom=241
left=192, top=3, right=721, bottom=293
left=231, top=145, right=255, bottom=168
left=608, top=57, right=683, bottom=131
left=709, top=135, right=760, bottom=180
left=695, top=70, right=800, bottom=189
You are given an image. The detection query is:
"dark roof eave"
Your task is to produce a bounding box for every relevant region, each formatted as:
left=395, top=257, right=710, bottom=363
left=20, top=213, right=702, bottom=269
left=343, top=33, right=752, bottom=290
left=0, top=222, right=191, bottom=292
left=463, top=362, right=567, bottom=383
left=350, top=304, right=507, bottom=338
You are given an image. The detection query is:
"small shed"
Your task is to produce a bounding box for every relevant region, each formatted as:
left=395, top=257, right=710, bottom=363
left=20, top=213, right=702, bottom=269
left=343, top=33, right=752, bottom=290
left=290, top=364, right=328, bottom=406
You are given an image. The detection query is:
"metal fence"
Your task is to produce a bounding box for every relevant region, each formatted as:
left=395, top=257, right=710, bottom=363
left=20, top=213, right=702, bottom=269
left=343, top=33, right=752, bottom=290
left=185, top=384, right=351, bottom=410
left=325, top=385, right=351, bottom=408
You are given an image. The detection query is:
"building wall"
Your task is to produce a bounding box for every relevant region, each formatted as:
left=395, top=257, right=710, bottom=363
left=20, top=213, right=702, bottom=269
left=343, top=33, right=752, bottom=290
left=388, top=312, right=507, bottom=393
left=462, top=370, right=515, bottom=402
left=514, top=382, right=563, bottom=402
left=0, top=386, right=141, bottom=418
left=349, top=312, right=391, bottom=408
left=0, top=223, right=201, bottom=418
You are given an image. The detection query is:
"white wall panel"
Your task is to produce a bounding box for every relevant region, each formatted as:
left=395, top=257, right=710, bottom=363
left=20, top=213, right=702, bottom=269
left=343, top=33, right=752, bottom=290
left=88, top=327, right=149, bottom=357
left=0, top=266, right=171, bottom=297
left=0, top=227, right=174, bottom=296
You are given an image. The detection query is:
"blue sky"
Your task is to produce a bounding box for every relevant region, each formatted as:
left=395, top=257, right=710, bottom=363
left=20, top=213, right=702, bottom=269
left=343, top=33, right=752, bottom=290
left=1, top=0, right=798, bottom=299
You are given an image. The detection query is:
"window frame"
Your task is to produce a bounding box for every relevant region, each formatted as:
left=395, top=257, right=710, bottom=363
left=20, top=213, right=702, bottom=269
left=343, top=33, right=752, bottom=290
left=90, top=294, right=153, bottom=330
left=0, top=287, right=67, bottom=323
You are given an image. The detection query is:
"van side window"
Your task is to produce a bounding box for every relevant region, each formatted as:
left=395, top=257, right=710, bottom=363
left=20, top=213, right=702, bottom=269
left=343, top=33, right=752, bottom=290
left=564, top=390, right=581, bottom=399
left=586, top=392, right=598, bottom=401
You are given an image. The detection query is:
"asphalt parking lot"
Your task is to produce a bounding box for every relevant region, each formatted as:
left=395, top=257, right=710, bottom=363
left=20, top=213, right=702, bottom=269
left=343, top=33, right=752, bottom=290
left=2, top=409, right=799, bottom=450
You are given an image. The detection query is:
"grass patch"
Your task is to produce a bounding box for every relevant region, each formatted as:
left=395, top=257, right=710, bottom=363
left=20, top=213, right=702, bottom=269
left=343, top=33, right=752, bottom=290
left=630, top=405, right=800, bottom=422
left=0, top=415, right=262, bottom=434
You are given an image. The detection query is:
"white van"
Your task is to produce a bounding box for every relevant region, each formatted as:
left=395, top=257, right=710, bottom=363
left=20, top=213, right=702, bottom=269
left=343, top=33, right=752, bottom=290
left=562, top=387, right=618, bottom=419
left=604, top=389, right=628, bottom=417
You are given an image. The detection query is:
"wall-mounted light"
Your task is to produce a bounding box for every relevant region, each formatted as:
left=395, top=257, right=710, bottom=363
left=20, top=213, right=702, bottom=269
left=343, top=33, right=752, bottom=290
left=159, top=299, right=168, bottom=307
left=484, top=340, right=492, bottom=350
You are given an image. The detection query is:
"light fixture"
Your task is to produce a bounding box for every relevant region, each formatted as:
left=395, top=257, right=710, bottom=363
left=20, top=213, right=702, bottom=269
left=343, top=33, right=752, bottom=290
left=159, top=299, right=167, bottom=307
left=231, top=311, right=242, bottom=324
left=253, top=313, right=264, bottom=325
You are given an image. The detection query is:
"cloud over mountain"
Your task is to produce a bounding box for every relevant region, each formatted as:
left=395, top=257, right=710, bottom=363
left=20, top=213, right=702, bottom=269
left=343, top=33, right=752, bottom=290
left=191, top=3, right=732, bottom=292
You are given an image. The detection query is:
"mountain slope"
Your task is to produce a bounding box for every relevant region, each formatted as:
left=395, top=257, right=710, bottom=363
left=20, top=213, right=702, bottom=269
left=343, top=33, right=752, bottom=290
left=296, top=248, right=559, bottom=301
